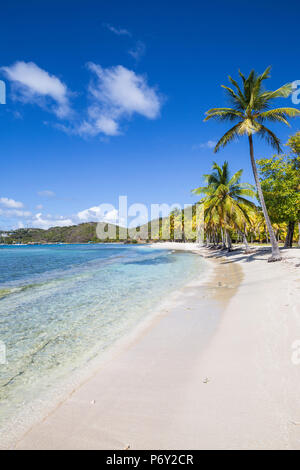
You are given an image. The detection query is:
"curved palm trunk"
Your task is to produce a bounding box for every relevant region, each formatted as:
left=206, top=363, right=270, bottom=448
left=248, top=135, right=282, bottom=262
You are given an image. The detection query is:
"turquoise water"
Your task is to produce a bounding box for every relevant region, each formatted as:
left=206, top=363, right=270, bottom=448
left=0, top=244, right=206, bottom=432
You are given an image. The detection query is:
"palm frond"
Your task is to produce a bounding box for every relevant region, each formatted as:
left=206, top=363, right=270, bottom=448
left=204, top=108, right=243, bottom=122
left=214, top=123, right=242, bottom=152
left=228, top=169, right=243, bottom=186
left=233, top=202, right=253, bottom=223
left=258, top=66, right=272, bottom=82
left=192, top=186, right=213, bottom=195
left=260, top=83, right=293, bottom=100
left=212, top=161, right=227, bottom=182
left=235, top=182, right=256, bottom=191
left=220, top=85, right=245, bottom=110
left=256, top=124, right=282, bottom=153
left=202, top=174, right=220, bottom=185
left=235, top=197, right=257, bottom=209
left=235, top=188, right=257, bottom=199
left=238, top=69, right=246, bottom=84
left=227, top=76, right=247, bottom=106
left=258, top=107, right=300, bottom=126
left=251, top=66, right=272, bottom=100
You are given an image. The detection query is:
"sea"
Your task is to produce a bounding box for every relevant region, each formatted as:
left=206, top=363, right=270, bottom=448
left=0, top=243, right=207, bottom=440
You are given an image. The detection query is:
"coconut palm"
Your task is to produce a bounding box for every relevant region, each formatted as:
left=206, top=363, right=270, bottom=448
left=204, top=67, right=300, bottom=261
left=193, top=161, right=256, bottom=252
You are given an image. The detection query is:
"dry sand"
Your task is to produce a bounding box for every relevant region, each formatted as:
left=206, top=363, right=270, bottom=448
left=10, top=244, right=300, bottom=449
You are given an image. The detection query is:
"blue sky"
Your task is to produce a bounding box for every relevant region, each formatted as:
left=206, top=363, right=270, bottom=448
left=0, top=0, right=299, bottom=229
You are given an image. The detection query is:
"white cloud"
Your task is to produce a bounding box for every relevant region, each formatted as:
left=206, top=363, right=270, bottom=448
left=95, top=115, right=120, bottom=136
left=37, top=190, right=56, bottom=198
left=1, top=202, right=129, bottom=230
left=77, top=205, right=119, bottom=223
left=0, top=209, right=75, bottom=230
left=193, top=140, right=217, bottom=150
left=1, top=61, right=71, bottom=118
left=77, top=113, right=120, bottom=137
left=128, top=41, right=146, bottom=62
left=88, top=63, right=161, bottom=118
left=76, top=63, right=162, bottom=137
left=1, top=60, right=163, bottom=140
left=0, top=197, right=24, bottom=208
left=0, top=201, right=76, bottom=230
left=104, top=23, right=131, bottom=37
left=31, top=213, right=74, bottom=229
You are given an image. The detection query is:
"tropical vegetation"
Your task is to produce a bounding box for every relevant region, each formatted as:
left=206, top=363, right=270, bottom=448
left=1, top=69, right=299, bottom=252
left=256, top=131, right=300, bottom=248
left=193, top=162, right=256, bottom=252
left=204, top=67, right=300, bottom=261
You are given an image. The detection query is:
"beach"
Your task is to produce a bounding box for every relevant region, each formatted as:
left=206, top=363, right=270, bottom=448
left=8, top=244, right=300, bottom=450
left=2, top=0, right=299, bottom=453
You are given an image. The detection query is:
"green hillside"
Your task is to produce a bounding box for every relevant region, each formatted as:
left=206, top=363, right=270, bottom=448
left=0, top=222, right=121, bottom=244
left=0, top=204, right=199, bottom=245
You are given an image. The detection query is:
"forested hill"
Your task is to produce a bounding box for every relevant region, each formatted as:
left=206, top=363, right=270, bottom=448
left=0, top=205, right=199, bottom=245
left=0, top=222, right=122, bottom=244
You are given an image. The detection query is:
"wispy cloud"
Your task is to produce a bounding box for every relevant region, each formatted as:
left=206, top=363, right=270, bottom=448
left=37, top=190, right=56, bottom=198
left=0, top=197, right=31, bottom=227
left=192, top=140, right=217, bottom=150
left=0, top=197, right=24, bottom=209
left=1, top=61, right=72, bottom=118
left=128, top=41, right=146, bottom=62
left=24, top=205, right=119, bottom=230
left=31, top=213, right=74, bottom=229
left=0, top=208, right=31, bottom=218
left=75, top=63, right=163, bottom=137
left=3, top=200, right=147, bottom=230
left=0, top=209, right=75, bottom=230
left=103, top=23, right=131, bottom=37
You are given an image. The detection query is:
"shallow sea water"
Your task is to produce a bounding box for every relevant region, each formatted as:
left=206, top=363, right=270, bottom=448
left=0, top=244, right=207, bottom=434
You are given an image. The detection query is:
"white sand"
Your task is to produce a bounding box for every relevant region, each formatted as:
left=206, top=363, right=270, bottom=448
left=11, top=245, right=300, bottom=449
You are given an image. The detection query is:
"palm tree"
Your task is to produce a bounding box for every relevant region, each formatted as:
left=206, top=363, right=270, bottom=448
left=204, top=67, right=300, bottom=261
left=193, top=161, right=256, bottom=252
